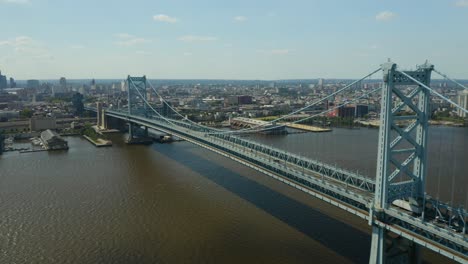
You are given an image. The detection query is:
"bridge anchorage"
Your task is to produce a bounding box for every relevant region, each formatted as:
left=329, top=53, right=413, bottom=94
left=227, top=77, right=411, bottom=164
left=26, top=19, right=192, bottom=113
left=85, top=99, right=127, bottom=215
left=86, top=61, right=468, bottom=264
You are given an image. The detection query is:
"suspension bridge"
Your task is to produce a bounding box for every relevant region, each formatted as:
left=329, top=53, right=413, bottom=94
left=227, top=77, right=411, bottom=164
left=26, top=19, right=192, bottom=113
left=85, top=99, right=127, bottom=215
left=85, top=61, right=468, bottom=264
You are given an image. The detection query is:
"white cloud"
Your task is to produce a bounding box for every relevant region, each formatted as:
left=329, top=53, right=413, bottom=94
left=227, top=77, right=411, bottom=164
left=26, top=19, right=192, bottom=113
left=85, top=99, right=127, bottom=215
left=183, top=52, right=193, bottom=56
left=153, top=14, right=178, bottom=23
left=258, top=49, right=290, bottom=55
left=114, top=33, right=150, bottom=46
left=1, top=0, right=30, bottom=4
left=179, top=35, right=218, bottom=42
left=375, top=11, right=397, bottom=21
left=455, top=0, right=468, bottom=7
left=0, top=36, right=53, bottom=60
left=70, top=45, right=85, bottom=49
left=0, top=36, right=34, bottom=47
left=234, top=16, right=247, bottom=22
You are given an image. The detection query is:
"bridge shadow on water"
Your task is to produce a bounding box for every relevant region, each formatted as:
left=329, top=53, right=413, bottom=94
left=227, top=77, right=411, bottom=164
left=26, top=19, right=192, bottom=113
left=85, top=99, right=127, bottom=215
left=155, top=143, right=371, bottom=264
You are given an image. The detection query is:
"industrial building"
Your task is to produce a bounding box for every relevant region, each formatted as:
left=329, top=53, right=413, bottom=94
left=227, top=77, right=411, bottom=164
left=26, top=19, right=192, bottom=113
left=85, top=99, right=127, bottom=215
left=30, top=116, right=57, bottom=131
left=40, top=129, right=68, bottom=150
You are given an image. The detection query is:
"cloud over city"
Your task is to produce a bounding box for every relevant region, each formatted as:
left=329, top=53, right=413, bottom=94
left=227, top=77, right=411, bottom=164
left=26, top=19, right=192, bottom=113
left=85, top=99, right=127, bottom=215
left=234, top=16, right=248, bottom=22
left=375, top=11, right=397, bottom=21
left=153, top=14, right=178, bottom=23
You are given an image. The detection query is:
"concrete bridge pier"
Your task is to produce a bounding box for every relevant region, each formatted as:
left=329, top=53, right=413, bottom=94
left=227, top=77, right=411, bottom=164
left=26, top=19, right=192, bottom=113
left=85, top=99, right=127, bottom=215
left=370, top=226, right=422, bottom=264
left=125, top=123, right=153, bottom=145
left=96, top=102, right=108, bottom=130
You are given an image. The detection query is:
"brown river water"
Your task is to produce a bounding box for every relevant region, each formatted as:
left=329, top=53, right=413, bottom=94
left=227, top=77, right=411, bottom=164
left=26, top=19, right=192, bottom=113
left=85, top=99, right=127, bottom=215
left=0, top=126, right=465, bottom=263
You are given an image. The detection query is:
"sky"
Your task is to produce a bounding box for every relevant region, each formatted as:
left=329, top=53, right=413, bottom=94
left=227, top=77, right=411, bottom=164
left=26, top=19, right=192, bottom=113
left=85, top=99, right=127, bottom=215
left=0, top=0, right=467, bottom=80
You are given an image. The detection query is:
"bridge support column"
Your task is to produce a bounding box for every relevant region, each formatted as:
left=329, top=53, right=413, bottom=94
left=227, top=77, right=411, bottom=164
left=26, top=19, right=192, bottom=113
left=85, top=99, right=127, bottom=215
left=370, top=225, right=385, bottom=263
left=96, top=102, right=108, bottom=130
left=127, top=123, right=134, bottom=141
left=125, top=123, right=153, bottom=145
left=369, top=225, right=422, bottom=264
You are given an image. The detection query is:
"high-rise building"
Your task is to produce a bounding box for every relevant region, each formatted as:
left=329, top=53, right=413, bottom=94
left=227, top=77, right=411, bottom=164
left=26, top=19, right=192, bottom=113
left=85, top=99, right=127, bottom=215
left=318, top=78, right=324, bottom=88
left=457, top=90, right=468, bottom=118
left=0, top=71, right=7, bottom=90
left=338, top=106, right=355, bottom=118
left=120, top=80, right=127, bottom=92
left=9, top=78, right=16, bottom=88
left=238, top=95, right=253, bottom=105
left=355, top=104, right=369, bottom=118
left=59, top=77, right=67, bottom=92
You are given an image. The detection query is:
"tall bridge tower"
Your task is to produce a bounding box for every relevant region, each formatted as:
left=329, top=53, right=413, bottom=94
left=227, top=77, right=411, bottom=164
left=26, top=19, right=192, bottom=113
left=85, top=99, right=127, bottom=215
left=127, top=75, right=148, bottom=140
left=370, top=62, right=434, bottom=263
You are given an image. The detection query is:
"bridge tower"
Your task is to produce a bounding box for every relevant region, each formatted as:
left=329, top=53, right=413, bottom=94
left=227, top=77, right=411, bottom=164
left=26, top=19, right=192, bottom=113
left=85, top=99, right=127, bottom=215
left=370, top=62, right=434, bottom=263
left=127, top=75, right=148, bottom=140
left=96, top=102, right=108, bottom=130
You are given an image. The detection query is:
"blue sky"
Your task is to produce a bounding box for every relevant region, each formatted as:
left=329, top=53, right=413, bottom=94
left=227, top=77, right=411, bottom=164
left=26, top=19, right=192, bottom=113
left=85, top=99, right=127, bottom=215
left=0, top=0, right=467, bottom=80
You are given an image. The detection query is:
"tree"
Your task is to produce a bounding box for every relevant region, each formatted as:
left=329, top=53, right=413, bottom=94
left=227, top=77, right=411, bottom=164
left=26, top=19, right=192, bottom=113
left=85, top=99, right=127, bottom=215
left=20, top=108, right=33, bottom=118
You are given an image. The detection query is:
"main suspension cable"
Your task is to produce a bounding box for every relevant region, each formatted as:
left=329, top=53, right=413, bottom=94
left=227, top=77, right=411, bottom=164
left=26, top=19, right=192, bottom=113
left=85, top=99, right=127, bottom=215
left=433, top=68, right=468, bottom=90
left=397, top=70, right=468, bottom=115
left=208, top=85, right=383, bottom=135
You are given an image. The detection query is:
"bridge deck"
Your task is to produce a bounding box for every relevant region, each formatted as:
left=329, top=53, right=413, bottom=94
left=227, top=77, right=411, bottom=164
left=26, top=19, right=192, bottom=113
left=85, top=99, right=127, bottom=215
left=85, top=106, right=468, bottom=263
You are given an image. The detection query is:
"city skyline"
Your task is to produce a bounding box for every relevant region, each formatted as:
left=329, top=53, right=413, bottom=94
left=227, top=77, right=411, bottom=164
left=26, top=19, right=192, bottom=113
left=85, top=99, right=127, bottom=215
left=0, top=0, right=468, bottom=80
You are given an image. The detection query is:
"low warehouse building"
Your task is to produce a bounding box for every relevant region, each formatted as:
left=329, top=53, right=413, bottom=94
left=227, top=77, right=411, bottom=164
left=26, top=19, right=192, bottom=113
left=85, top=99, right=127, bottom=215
left=40, top=129, right=68, bottom=150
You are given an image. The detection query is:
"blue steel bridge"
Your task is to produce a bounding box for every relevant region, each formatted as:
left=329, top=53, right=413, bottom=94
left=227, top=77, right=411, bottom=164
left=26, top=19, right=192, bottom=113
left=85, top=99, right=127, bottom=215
left=86, top=62, right=468, bottom=264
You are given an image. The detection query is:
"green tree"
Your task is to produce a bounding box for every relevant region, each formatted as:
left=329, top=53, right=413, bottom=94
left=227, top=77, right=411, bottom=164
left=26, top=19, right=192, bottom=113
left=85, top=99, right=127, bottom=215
left=20, top=108, right=33, bottom=118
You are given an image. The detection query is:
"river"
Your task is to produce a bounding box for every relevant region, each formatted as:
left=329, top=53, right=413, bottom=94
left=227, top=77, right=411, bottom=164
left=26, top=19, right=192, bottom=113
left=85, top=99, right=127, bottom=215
left=0, top=127, right=465, bottom=263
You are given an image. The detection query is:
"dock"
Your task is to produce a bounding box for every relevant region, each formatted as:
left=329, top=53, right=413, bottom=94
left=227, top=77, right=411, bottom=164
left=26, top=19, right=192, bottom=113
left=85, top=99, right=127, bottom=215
left=20, top=149, right=48, bottom=154
left=83, top=135, right=113, bottom=147
left=282, top=122, right=332, bottom=132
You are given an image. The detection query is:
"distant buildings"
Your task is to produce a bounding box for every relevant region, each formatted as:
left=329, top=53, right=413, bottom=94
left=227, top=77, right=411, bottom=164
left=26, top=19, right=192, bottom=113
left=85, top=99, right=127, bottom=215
left=40, top=129, right=68, bottom=150
left=0, top=71, right=7, bottom=90
left=457, top=90, right=468, bottom=118
left=30, top=116, right=57, bottom=131
left=27, top=80, right=40, bottom=89
left=226, top=95, right=253, bottom=105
